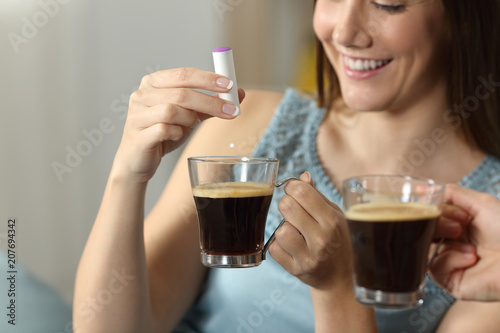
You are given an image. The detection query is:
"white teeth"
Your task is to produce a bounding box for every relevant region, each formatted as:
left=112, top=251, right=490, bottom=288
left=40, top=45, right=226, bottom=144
left=355, top=59, right=363, bottom=71
left=345, top=56, right=390, bottom=71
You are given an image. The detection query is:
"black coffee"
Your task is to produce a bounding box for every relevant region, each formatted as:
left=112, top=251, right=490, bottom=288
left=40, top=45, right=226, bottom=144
left=193, top=182, right=274, bottom=255
left=345, top=202, right=440, bottom=292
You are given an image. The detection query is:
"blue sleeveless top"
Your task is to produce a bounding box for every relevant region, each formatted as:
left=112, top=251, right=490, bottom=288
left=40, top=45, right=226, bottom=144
left=175, top=89, right=500, bottom=333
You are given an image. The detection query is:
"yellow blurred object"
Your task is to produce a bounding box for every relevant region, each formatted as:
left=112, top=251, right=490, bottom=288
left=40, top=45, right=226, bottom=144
left=293, top=39, right=317, bottom=93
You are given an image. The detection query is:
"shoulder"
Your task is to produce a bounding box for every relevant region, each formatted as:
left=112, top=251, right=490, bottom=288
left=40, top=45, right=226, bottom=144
left=463, top=155, right=500, bottom=198
left=182, top=87, right=321, bottom=160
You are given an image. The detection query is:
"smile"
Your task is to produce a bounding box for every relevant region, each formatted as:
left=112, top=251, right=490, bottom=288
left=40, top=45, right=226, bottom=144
left=343, top=55, right=392, bottom=72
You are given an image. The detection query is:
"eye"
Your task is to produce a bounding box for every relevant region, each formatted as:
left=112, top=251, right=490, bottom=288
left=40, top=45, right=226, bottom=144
left=373, top=3, right=406, bottom=13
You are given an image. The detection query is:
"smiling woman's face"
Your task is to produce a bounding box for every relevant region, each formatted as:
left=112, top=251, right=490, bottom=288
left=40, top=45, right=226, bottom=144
left=314, top=0, right=450, bottom=112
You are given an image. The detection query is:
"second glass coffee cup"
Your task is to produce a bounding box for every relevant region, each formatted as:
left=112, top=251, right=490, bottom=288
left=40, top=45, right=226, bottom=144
left=343, top=175, right=445, bottom=309
left=188, top=156, right=297, bottom=268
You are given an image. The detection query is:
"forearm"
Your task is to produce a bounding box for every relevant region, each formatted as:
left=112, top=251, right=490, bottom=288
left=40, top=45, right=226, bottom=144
left=73, top=172, right=152, bottom=333
left=310, top=284, right=378, bottom=333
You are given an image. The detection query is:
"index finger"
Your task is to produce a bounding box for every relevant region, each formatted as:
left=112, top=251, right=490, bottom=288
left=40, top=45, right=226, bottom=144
left=444, top=184, right=490, bottom=218
left=140, top=67, right=234, bottom=92
left=284, top=179, right=339, bottom=227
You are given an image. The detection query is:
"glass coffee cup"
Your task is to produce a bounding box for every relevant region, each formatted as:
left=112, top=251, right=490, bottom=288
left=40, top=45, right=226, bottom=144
left=343, top=175, right=445, bottom=309
left=188, top=156, right=297, bottom=268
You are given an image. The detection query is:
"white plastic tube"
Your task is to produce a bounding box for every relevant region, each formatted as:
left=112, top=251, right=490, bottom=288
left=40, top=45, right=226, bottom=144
left=212, top=47, right=240, bottom=116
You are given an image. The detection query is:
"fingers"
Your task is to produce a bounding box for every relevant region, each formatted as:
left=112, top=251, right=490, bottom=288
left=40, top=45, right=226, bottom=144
left=441, top=202, right=470, bottom=223
left=139, top=67, right=234, bottom=91
left=429, top=242, right=477, bottom=294
left=281, top=173, right=341, bottom=228
left=272, top=172, right=347, bottom=284
left=444, top=183, right=491, bottom=218
left=129, top=104, right=201, bottom=130
left=269, top=222, right=308, bottom=274
left=130, top=87, right=238, bottom=120
left=434, top=203, right=470, bottom=239
left=130, top=67, right=246, bottom=122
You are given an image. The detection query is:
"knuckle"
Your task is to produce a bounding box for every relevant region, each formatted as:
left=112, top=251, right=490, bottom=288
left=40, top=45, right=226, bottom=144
left=173, top=67, right=190, bottom=83
left=302, top=257, right=318, bottom=273
left=154, top=123, right=169, bottom=138
left=173, top=88, right=188, bottom=104
left=147, top=73, right=163, bottom=88
left=478, top=192, right=497, bottom=207
left=313, top=235, right=329, bottom=252
left=129, top=89, right=143, bottom=104
left=278, top=195, right=295, bottom=214
left=140, top=75, right=149, bottom=87
left=141, top=72, right=164, bottom=88
left=140, top=74, right=152, bottom=87
left=154, top=124, right=181, bottom=142
left=166, top=125, right=183, bottom=141
left=286, top=182, right=309, bottom=200
left=276, top=222, right=293, bottom=239
left=160, top=104, right=178, bottom=123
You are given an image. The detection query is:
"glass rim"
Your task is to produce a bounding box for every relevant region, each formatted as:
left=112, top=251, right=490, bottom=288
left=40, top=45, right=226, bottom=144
left=342, top=174, right=445, bottom=192
left=187, top=156, right=279, bottom=164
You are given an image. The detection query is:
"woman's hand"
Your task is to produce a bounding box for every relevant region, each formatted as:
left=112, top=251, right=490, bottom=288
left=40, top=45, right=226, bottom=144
left=112, top=67, right=245, bottom=183
left=270, top=172, right=377, bottom=332
left=429, top=184, right=500, bottom=301
left=270, top=172, right=352, bottom=291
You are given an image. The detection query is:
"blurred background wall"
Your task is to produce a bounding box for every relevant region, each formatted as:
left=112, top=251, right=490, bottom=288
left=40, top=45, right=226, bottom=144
left=0, top=0, right=314, bottom=327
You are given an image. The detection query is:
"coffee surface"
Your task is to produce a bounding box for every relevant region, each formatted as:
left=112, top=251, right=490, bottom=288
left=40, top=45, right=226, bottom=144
left=193, top=181, right=274, bottom=198
left=345, top=202, right=441, bottom=221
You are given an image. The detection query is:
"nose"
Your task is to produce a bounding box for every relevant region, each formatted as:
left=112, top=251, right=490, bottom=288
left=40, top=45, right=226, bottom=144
left=333, top=3, right=371, bottom=49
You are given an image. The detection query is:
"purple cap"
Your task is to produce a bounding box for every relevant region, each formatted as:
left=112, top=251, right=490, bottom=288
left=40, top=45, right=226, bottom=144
left=213, top=47, right=232, bottom=53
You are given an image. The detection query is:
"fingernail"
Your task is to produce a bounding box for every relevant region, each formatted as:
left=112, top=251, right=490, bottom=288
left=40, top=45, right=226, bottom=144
left=301, top=171, right=312, bottom=183
left=222, top=103, right=238, bottom=116
left=216, top=77, right=233, bottom=89
left=463, top=253, right=476, bottom=260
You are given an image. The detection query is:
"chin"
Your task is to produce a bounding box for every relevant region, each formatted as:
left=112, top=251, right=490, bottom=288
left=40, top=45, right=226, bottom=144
left=341, top=91, right=390, bottom=112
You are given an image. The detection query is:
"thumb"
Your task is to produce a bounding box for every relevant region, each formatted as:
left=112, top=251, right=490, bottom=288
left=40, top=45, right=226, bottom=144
left=300, top=171, right=314, bottom=186
left=298, top=171, right=341, bottom=213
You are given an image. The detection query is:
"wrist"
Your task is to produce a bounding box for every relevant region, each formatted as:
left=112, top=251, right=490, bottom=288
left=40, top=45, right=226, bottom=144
left=109, top=157, right=153, bottom=188
left=310, top=280, right=377, bottom=333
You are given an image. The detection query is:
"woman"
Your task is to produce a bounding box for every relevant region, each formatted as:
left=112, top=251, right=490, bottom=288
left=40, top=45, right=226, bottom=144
left=74, top=0, right=500, bottom=332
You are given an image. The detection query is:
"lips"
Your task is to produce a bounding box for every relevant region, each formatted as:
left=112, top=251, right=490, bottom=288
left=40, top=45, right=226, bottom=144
left=344, top=55, right=392, bottom=72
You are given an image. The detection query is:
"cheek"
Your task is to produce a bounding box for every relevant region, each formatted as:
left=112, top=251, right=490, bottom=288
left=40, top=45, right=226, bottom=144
left=313, top=3, right=333, bottom=43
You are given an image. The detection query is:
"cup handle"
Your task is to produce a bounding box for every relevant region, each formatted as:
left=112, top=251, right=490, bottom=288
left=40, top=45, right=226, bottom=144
left=261, top=176, right=300, bottom=260
left=262, top=219, right=286, bottom=260
left=427, top=237, right=444, bottom=266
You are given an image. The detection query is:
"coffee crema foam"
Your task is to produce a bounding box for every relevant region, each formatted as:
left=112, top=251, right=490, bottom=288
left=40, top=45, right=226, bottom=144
left=345, top=202, right=441, bottom=222
left=192, top=182, right=274, bottom=198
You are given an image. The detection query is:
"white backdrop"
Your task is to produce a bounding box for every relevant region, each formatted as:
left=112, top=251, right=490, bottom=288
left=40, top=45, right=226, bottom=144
left=0, top=0, right=313, bottom=316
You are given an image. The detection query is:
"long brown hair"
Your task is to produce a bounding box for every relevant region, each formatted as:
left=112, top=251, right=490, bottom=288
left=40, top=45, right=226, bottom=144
left=314, top=0, right=500, bottom=158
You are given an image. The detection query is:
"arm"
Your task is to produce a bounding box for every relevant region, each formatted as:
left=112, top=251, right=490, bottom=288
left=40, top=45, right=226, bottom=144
left=73, top=77, right=282, bottom=333
left=436, top=301, right=500, bottom=332
left=73, top=67, right=238, bottom=332
left=270, top=172, right=377, bottom=333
